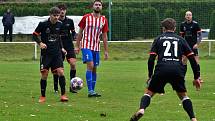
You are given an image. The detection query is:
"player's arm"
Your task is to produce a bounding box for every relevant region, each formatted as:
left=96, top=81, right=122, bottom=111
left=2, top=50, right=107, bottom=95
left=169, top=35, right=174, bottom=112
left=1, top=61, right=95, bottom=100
left=148, top=54, right=156, bottom=78
left=179, top=23, right=185, bottom=37
left=147, top=39, right=158, bottom=79
left=32, top=22, right=47, bottom=49
left=102, top=32, right=108, bottom=60
left=75, top=28, right=83, bottom=54
left=69, top=19, right=77, bottom=40
left=196, top=24, right=202, bottom=44
left=102, top=18, right=109, bottom=60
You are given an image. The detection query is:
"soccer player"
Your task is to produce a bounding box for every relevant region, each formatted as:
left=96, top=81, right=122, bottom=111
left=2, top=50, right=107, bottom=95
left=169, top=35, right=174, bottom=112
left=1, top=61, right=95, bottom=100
left=180, top=11, right=202, bottom=81
left=130, top=18, right=201, bottom=121
left=75, top=0, right=109, bottom=97
left=32, top=7, right=68, bottom=103
left=53, top=4, right=77, bottom=93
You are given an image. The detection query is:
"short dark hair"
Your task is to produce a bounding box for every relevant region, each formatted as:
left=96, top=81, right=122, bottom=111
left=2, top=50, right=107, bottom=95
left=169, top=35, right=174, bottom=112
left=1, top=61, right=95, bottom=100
left=49, top=7, right=60, bottom=15
left=93, top=0, right=103, bottom=4
left=57, top=4, right=67, bottom=10
left=161, top=18, right=176, bottom=30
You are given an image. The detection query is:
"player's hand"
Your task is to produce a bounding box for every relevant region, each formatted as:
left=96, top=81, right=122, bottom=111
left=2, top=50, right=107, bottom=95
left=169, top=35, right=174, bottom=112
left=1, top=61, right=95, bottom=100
left=193, top=44, right=198, bottom=49
left=104, top=51, right=108, bottom=60
left=62, top=48, right=67, bottom=55
left=193, top=78, right=202, bottom=91
left=74, top=47, right=80, bottom=54
left=39, top=42, right=47, bottom=49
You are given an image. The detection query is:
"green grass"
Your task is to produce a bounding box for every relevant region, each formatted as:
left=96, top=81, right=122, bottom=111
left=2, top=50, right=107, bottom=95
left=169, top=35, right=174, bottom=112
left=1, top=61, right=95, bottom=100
left=0, top=60, right=215, bottom=121
left=1, top=40, right=215, bottom=61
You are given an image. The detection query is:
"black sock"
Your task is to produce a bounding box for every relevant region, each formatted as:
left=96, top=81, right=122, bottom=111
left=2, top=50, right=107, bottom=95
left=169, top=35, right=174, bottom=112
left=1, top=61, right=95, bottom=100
left=184, top=65, right=187, bottom=75
left=197, top=64, right=200, bottom=76
left=70, top=70, right=76, bottom=80
left=59, top=76, right=66, bottom=95
left=40, top=79, right=47, bottom=97
left=139, top=94, right=151, bottom=109
left=182, top=99, right=195, bottom=119
left=53, top=74, right=59, bottom=91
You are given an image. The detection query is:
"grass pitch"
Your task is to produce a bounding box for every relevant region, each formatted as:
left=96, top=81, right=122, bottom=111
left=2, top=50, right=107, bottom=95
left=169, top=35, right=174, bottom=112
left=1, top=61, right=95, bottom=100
left=0, top=60, right=215, bottom=121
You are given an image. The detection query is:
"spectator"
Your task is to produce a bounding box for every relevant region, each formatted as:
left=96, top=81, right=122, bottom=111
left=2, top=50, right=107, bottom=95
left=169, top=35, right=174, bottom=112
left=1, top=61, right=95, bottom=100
left=2, top=8, right=15, bottom=42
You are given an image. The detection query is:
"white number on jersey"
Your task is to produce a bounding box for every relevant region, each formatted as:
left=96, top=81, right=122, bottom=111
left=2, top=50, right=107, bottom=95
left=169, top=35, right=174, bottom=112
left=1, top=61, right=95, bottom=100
left=163, top=41, right=178, bottom=57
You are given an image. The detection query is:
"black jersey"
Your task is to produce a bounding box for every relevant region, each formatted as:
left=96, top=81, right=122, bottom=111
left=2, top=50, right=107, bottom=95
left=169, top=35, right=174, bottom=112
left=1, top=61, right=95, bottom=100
left=150, top=32, right=193, bottom=66
left=180, top=21, right=201, bottom=47
left=34, top=19, right=63, bottom=56
left=60, top=17, right=76, bottom=50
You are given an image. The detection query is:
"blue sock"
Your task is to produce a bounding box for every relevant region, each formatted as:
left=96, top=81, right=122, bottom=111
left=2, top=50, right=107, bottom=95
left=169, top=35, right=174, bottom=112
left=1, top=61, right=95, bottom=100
left=86, top=70, right=93, bottom=93
left=92, top=72, right=97, bottom=91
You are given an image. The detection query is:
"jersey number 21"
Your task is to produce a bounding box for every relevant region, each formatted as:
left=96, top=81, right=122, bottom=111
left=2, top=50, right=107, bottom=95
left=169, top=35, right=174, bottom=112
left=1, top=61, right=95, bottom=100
left=163, top=41, right=178, bottom=57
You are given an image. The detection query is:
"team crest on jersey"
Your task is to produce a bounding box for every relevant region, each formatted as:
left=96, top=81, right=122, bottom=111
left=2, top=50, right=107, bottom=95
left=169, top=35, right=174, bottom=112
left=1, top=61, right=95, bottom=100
left=66, top=24, right=70, bottom=27
left=46, top=28, right=50, bottom=33
left=56, top=28, right=60, bottom=31
left=183, top=26, right=186, bottom=31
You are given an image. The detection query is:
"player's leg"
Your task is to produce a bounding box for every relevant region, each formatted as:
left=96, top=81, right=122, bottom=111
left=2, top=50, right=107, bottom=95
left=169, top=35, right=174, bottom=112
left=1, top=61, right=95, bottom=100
left=92, top=51, right=100, bottom=92
left=56, top=67, right=68, bottom=102
left=9, top=26, right=13, bottom=42
left=52, top=54, right=68, bottom=102
left=38, top=55, right=50, bottom=103
left=81, top=49, right=94, bottom=96
left=193, top=49, right=203, bottom=83
left=130, top=90, right=155, bottom=121
left=177, top=92, right=197, bottom=121
left=39, top=69, right=49, bottom=103
left=130, top=73, right=164, bottom=121
left=3, top=26, right=8, bottom=42
left=67, top=51, right=77, bottom=93
left=68, top=58, right=77, bottom=93
left=53, top=73, right=59, bottom=93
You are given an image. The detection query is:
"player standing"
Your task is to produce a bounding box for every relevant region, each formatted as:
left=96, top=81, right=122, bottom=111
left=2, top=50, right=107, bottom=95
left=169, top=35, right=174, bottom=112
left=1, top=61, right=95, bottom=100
left=33, top=7, right=68, bottom=103
left=75, top=0, right=109, bottom=97
left=52, top=4, right=77, bottom=93
left=180, top=11, right=202, bottom=81
left=130, top=18, right=201, bottom=121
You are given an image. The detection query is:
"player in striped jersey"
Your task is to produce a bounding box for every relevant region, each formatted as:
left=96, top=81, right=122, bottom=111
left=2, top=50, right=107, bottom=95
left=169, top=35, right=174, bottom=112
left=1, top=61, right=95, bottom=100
left=75, top=0, right=108, bottom=97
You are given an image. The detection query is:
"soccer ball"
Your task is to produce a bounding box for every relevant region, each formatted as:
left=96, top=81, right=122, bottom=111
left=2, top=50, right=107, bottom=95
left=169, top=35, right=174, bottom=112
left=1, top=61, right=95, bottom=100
left=70, top=77, right=83, bottom=91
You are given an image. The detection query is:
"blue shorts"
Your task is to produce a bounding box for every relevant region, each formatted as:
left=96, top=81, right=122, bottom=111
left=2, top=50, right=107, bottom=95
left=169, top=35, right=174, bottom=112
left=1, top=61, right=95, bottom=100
left=81, top=49, right=100, bottom=67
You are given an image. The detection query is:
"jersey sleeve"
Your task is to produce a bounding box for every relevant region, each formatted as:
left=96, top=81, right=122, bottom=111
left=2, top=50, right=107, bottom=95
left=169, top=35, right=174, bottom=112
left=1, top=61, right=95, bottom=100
left=33, top=22, right=43, bottom=35
left=102, top=18, right=109, bottom=33
left=195, top=23, right=201, bottom=33
left=70, top=19, right=75, bottom=32
left=179, top=23, right=185, bottom=36
left=149, top=39, right=158, bottom=55
left=78, top=15, right=87, bottom=29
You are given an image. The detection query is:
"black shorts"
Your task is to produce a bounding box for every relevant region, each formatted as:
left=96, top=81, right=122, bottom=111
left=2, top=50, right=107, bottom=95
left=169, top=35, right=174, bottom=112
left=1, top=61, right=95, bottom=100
left=40, top=54, right=63, bottom=72
left=148, top=64, right=187, bottom=93
left=62, top=50, right=76, bottom=61
left=192, top=49, right=198, bottom=56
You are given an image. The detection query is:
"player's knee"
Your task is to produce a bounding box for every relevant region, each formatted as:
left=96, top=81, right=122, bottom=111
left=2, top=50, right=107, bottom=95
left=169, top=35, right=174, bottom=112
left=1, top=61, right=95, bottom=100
left=87, top=62, right=94, bottom=70
left=57, top=68, right=64, bottom=76
left=40, top=69, right=49, bottom=79
left=69, top=62, right=76, bottom=70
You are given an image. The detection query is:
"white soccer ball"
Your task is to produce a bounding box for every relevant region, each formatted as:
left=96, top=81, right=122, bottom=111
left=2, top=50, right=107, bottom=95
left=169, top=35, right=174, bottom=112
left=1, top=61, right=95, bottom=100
left=70, top=77, right=83, bottom=91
